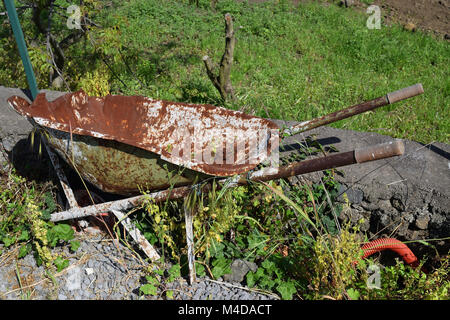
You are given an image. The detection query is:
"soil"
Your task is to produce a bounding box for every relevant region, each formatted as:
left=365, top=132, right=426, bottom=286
left=349, top=0, right=450, bottom=38
left=246, top=0, right=450, bottom=39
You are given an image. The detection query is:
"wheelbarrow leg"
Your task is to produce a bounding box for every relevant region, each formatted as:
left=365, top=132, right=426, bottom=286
left=41, top=135, right=79, bottom=208
left=110, top=210, right=161, bottom=262
left=184, top=205, right=196, bottom=285
left=42, top=133, right=162, bottom=263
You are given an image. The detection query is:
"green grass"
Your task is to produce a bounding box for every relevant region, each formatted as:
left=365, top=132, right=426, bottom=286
left=82, top=0, right=448, bottom=144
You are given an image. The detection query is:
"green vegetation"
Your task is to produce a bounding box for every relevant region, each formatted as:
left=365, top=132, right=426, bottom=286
left=0, top=169, right=79, bottom=270
left=1, top=0, right=448, bottom=143
left=131, top=141, right=448, bottom=300
left=134, top=169, right=449, bottom=300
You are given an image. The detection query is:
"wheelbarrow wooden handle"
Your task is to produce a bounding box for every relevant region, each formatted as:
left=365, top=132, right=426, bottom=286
left=284, top=84, right=424, bottom=136
left=248, top=140, right=405, bottom=182
left=387, top=83, right=424, bottom=104
left=355, top=140, right=405, bottom=163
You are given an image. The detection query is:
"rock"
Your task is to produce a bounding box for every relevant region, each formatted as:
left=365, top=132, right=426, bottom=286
left=415, top=215, right=431, bottom=230
left=403, top=213, right=415, bottom=224
left=377, top=199, right=396, bottom=214
left=85, top=267, right=95, bottom=276
left=391, top=196, right=405, bottom=212
left=58, top=293, right=67, bottom=300
left=287, top=175, right=299, bottom=186
left=344, top=0, right=355, bottom=7
left=78, top=220, right=89, bottom=229
left=337, top=185, right=364, bottom=204
left=0, top=148, right=10, bottom=173
left=223, top=259, right=258, bottom=283
left=0, top=87, right=33, bottom=152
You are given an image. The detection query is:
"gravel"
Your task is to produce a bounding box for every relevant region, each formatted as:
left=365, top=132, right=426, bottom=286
left=0, top=230, right=277, bottom=300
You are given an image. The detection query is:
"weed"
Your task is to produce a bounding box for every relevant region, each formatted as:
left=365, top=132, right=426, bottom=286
left=308, top=224, right=366, bottom=299
left=0, top=169, right=79, bottom=271
left=139, top=260, right=182, bottom=299
left=133, top=163, right=448, bottom=300
left=362, top=257, right=450, bottom=300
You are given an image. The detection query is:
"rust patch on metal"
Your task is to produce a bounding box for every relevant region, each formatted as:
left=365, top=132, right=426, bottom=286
left=7, top=91, right=279, bottom=177
left=44, top=127, right=202, bottom=195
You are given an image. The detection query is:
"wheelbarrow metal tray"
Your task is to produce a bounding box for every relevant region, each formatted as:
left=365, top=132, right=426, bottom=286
left=8, top=91, right=280, bottom=195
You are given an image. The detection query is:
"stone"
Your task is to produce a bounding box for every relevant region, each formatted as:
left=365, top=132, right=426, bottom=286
left=339, top=0, right=354, bottom=7
left=58, top=293, right=67, bottom=300
left=223, top=259, right=257, bottom=283
left=344, top=0, right=355, bottom=7
left=415, top=215, right=431, bottom=230
left=377, top=199, right=396, bottom=214
left=337, top=185, right=364, bottom=204
left=403, top=213, right=415, bottom=224
left=85, top=267, right=95, bottom=276
left=391, top=196, right=405, bottom=211
left=0, top=150, right=10, bottom=173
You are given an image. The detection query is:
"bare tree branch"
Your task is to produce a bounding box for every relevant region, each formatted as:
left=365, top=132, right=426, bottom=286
left=203, top=13, right=236, bottom=102
left=202, top=55, right=220, bottom=91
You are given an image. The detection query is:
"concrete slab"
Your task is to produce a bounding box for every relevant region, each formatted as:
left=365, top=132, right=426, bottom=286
left=0, top=86, right=66, bottom=152
left=275, top=120, right=450, bottom=197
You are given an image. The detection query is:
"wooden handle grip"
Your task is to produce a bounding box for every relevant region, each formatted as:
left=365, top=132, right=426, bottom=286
left=387, top=83, right=424, bottom=104
left=355, top=140, right=405, bottom=163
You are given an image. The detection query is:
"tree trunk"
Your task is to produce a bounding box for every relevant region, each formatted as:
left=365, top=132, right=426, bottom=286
left=203, top=13, right=236, bottom=102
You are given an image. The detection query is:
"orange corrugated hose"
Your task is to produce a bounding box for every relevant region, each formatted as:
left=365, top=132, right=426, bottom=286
left=361, top=238, right=419, bottom=268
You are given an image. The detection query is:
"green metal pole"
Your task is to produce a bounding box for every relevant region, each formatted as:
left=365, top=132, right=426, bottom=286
left=4, top=0, right=39, bottom=100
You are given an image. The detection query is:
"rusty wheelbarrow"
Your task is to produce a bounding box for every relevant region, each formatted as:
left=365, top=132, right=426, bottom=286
left=7, top=84, right=423, bottom=196
left=7, top=83, right=423, bottom=284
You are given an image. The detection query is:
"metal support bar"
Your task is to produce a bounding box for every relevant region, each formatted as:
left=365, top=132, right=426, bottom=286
left=4, top=0, right=39, bottom=100
left=42, top=135, right=79, bottom=208
left=183, top=205, right=196, bottom=285
left=110, top=210, right=161, bottom=262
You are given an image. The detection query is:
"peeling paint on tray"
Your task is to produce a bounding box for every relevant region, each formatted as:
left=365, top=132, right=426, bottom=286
left=7, top=91, right=282, bottom=194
